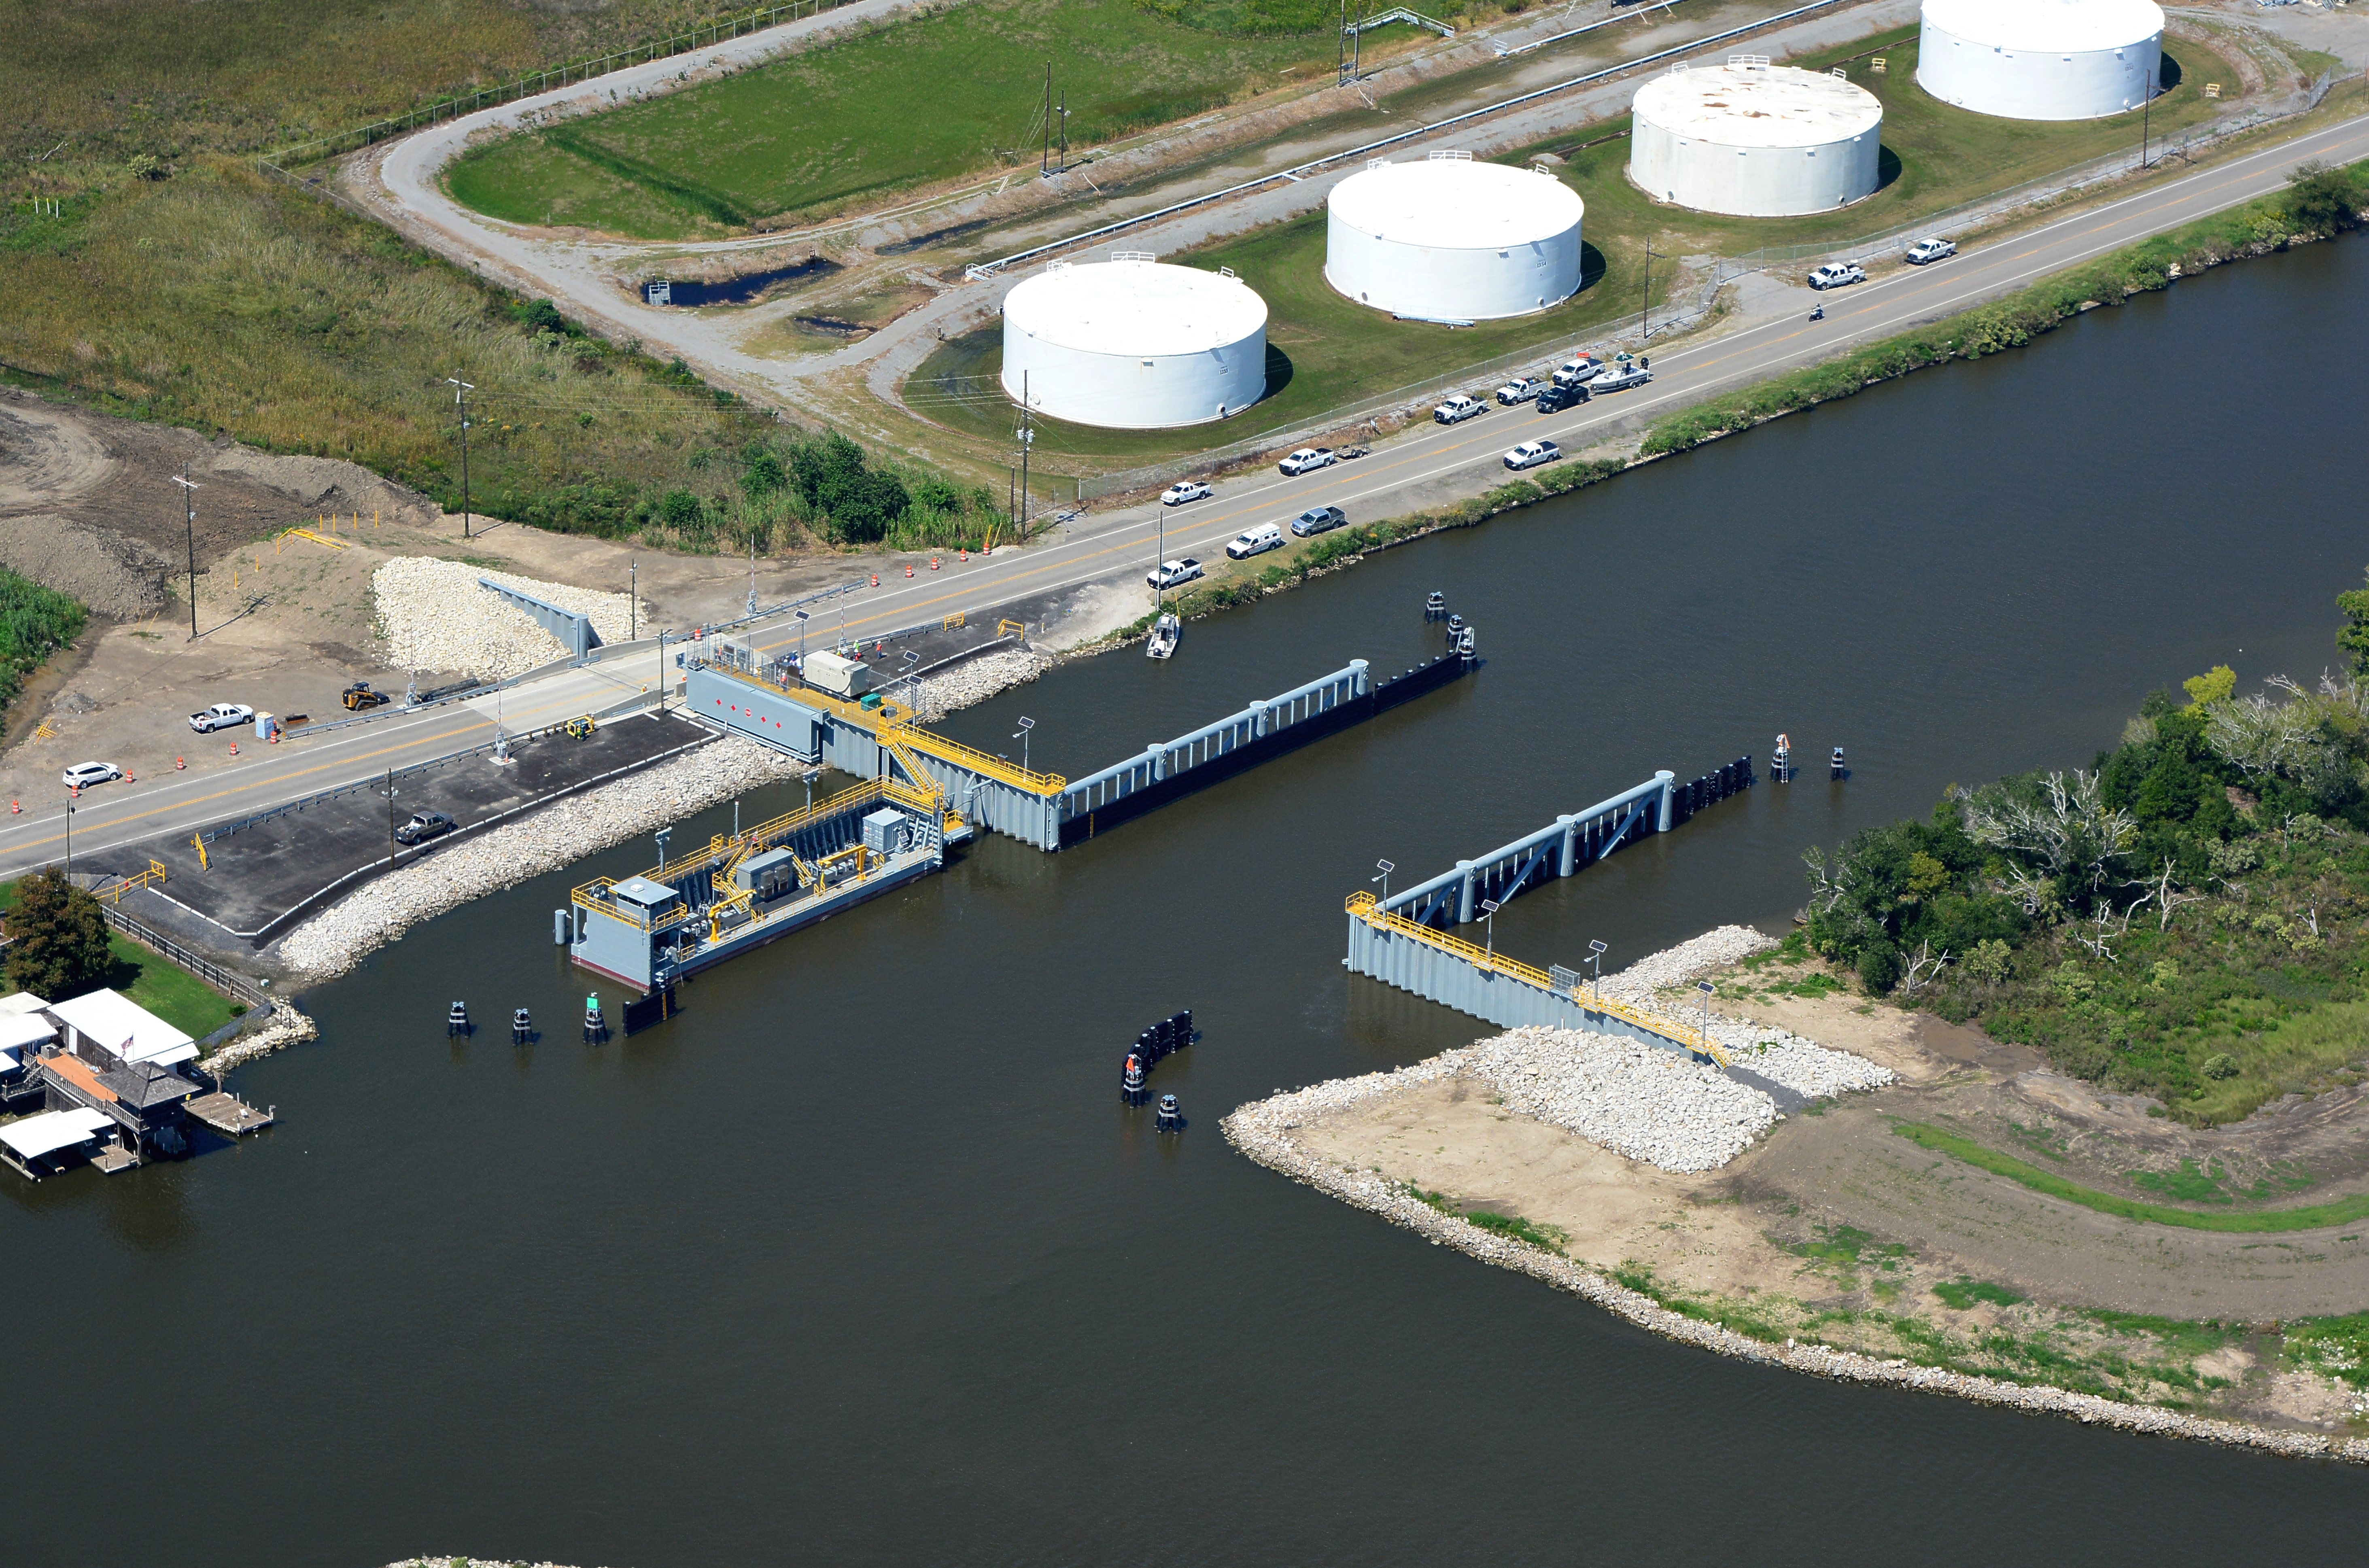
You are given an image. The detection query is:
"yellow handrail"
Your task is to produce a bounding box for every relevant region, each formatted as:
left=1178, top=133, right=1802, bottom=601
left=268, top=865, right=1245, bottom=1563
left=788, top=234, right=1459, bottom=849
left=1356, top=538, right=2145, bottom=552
left=1343, top=891, right=1728, bottom=1065
left=701, top=657, right=1068, bottom=795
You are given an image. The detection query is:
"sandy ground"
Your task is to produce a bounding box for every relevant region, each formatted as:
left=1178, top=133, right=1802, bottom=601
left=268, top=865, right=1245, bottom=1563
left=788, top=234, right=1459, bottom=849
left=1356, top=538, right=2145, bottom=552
left=1287, top=952, right=2369, bottom=1429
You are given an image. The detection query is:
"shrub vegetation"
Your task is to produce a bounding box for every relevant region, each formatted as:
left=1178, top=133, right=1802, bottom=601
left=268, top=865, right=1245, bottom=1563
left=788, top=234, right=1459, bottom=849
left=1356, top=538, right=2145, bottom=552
left=1803, top=567, right=2369, bottom=1126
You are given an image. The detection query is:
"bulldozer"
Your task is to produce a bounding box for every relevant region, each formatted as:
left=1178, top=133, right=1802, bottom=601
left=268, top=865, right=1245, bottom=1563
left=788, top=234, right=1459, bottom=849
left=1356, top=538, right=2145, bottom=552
left=342, top=681, right=391, bottom=711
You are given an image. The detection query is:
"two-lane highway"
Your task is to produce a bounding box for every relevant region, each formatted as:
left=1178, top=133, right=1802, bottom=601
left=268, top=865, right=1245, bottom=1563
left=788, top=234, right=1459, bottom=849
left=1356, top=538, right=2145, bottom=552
left=9, top=111, right=2359, bottom=888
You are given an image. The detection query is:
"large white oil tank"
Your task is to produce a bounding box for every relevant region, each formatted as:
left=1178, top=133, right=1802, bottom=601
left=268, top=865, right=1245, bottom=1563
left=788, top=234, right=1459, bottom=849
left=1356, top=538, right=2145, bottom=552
left=1629, top=58, right=1884, bottom=217
left=1000, top=254, right=1267, bottom=429
left=1325, top=153, right=1584, bottom=323
left=1918, top=0, right=2163, bottom=121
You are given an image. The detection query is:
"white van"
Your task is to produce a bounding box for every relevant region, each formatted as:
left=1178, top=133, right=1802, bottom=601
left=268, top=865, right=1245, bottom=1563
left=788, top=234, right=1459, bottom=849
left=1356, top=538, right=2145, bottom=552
left=1225, top=523, right=1284, bottom=560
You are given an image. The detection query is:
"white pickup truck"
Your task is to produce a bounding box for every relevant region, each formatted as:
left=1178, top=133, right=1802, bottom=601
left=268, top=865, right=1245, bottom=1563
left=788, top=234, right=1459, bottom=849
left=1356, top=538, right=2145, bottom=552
left=1147, top=558, right=1205, bottom=590
left=189, top=702, right=255, bottom=734
left=1278, top=447, right=1336, bottom=476
left=1433, top=395, right=1484, bottom=425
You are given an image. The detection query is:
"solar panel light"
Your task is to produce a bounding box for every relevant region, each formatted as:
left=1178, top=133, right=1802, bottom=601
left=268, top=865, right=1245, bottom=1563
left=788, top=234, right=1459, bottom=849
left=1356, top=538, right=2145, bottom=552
left=1480, top=898, right=1501, bottom=962
left=1373, top=857, right=1395, bottom=900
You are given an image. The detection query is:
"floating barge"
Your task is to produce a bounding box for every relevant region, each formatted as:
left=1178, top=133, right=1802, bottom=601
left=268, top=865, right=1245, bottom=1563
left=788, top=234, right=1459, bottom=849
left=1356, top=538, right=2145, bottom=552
left=568, top=776, right=968, bottom=992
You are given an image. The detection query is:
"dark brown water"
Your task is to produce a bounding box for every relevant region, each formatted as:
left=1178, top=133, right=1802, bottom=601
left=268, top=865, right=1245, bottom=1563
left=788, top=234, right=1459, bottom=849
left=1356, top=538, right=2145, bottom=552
left=9, top=240, right=2366, bottom=1567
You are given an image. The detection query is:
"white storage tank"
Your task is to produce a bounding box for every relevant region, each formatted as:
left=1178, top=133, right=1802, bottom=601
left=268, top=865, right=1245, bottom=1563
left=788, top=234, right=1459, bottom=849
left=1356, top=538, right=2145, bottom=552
left=1917, top=0, right=2163, bottom=121
left=1325, top=153, right=1585, bottom=323
left=1629, top=57, right=1884, bottom=217
left=1000, top=254, right=1268, bottom=429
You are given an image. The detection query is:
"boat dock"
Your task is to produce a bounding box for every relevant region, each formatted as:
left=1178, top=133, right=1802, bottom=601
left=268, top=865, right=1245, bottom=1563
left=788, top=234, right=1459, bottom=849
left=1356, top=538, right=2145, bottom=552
left=187, top=1091, right=276, bottom=1137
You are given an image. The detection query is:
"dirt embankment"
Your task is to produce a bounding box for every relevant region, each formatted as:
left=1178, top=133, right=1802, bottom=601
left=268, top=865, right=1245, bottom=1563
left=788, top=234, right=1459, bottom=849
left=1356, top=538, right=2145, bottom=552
left=1246, top=936, right=2369, bottom=1446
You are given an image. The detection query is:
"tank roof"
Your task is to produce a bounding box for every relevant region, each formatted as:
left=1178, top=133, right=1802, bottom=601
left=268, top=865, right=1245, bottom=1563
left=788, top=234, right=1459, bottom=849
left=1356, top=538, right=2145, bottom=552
left=1327, top=158, right=1584, bottom=251
left=1632, top=64, right=1883, bottom=147
left=1921, top=0, right=2165, bottom=53
left=1002, top=259, right=1266, bottom=357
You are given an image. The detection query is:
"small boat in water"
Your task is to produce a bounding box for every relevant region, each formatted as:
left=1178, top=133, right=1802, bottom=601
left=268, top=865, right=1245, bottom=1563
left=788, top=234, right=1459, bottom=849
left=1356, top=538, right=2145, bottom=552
left=1146, top=611, right=1180, bottom=660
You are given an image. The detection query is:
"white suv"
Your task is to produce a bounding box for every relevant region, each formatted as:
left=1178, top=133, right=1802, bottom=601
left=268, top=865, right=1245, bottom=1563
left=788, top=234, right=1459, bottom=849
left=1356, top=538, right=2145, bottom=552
left=63, top=761, right=122, bottom=789
left=1807, top=261, right=1866, bottom=291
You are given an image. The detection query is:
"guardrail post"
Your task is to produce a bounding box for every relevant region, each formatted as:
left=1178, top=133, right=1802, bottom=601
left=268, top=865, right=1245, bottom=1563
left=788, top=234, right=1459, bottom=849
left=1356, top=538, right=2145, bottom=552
left=1655, top=770, right=1676, bottom=832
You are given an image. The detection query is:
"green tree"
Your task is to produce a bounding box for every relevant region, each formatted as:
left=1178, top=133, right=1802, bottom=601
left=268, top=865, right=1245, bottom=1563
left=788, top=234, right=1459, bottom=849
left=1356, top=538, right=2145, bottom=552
left=2338, top=564, right=2369, bottom=678
left=3, top=869, right=113, bottom=1000
left=2181, top=665, right=2235, bottom=712
left=791, top=432, right=909, bottom=544
left=2285, top=162, right=2364, bottom=239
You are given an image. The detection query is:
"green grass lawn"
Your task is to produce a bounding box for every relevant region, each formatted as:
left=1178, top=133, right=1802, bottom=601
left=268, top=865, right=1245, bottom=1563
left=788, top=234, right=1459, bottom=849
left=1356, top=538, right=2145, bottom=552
left=446, top=0, right=1340, bottom=236
left=0, top=878, right=243, bottom=1039
left=1520, top=30, right=2233, bottom=257
left=906, top=209, right=1649, bottom=469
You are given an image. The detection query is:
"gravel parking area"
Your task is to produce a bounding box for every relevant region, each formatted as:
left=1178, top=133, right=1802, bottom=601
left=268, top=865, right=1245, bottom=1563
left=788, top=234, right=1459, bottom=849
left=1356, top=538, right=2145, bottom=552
left=374, top=557, right=644, bottom=679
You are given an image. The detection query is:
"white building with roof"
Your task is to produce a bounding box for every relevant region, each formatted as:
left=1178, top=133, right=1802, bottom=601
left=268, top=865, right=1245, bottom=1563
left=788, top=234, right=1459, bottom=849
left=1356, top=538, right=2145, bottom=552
left=46, top=989, right=197, bottom=1071
left=1917, top=0, right=2163, bottom=121
left=1630, top=58, right=1885, bottom=216
left=1325, top=153, right=1585, bottom=322
left=1000, top=255, right=1269, bottom=429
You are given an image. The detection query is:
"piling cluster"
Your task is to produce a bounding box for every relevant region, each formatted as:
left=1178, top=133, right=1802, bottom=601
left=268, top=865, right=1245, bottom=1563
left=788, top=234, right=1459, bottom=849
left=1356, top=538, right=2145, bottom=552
left=276, top=736, right=807, bottom=978
left=373, top=558, right=645, bottom=679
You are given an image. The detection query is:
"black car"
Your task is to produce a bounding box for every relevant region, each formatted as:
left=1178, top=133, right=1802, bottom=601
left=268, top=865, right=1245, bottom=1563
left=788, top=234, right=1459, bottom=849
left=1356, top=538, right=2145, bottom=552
left=395, top=810, right=457, bottom=846
left=1291, top=505, right=1348, bottom=537
left=1535, top=382, right=1588, bottom=414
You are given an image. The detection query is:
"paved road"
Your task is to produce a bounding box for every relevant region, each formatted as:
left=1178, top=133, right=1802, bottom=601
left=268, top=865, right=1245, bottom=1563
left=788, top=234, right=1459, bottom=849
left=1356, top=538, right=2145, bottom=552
left=11, top=108, right=2358, bottom=888
left=725, top=108, right=2369, bottom=656
left=0, top=655, right=662, bottom=884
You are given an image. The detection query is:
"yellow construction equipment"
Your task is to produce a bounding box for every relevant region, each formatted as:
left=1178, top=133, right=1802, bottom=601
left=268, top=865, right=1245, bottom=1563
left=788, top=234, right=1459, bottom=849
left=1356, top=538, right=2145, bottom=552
left=564, top=714, right=597, bottom=739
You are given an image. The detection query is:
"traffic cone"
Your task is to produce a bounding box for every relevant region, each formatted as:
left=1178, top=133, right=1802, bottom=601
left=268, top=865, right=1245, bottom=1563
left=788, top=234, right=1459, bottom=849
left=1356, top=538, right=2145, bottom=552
left=176, top=757, right=185, bottom=770
left=930, top=558, right=940, bottom=572
left=125, top=770, right=134, bottom=783
left=10, top=800, right=18, bottom=815
left=70, top=784, right=78, bottom=798
left=870, top=574, right=879, bottom=587
left=229, top=743, right=238, bottom=756
left=905, top=564, right=914, bottom=578
left=959, top=549, right=967, bottom=563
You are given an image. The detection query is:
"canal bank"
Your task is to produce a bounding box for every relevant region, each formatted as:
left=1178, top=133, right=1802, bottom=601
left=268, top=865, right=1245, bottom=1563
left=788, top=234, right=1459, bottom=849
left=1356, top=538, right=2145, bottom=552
left=7, top=220, right=2369, bottom=1568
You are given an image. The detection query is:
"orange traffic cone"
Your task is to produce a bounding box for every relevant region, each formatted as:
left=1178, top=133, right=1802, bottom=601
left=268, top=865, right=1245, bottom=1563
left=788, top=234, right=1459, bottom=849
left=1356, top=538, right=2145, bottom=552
left=959, top=549, right=968, bottom=564
left=69, top=784, right=79, bottom=798
left=905, top=564, right=914, bottom=578
left=125, top=770, right=134, bottom=783
left=870, top=574, right=879, bottom=587
left=176, top=757, right=185, bottom=770
left=229, top=743, right=238, bottom=756
left=10, top=800, right=18, bottom=815
left=930, top=558, right=940, bottom=572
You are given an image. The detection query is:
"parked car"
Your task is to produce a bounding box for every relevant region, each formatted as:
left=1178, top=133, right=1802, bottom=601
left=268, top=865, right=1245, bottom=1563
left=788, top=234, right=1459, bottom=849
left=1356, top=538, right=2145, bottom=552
left=1433, top=395, right=1484, bottom=425
left=1160, top=480, right=1212, bottom=507
left=188, top=702, right=255, bottom=734
left=1808, top=261, right=1866, bottom=291
left=1146, top=558, right=1205, bottom=590
left=1278, top=447, right=1336, bottom=476
left=1905, top=237, right=1956, bottom=265
left=1291, top=506, right=1348, bottom=537
left=62, top=761, right=122, bottom=790
left=1494, top=378, right=1545, bottom=406
left=394, top=810, right=456, bottom=846
left=1535, top=382, right=1589, bottom=414
left=1226, top=524, right=1285, bottom=560
left=1503, top=440, right=1562, bottom=471
left=1552, top=354, right=1603, bottom=387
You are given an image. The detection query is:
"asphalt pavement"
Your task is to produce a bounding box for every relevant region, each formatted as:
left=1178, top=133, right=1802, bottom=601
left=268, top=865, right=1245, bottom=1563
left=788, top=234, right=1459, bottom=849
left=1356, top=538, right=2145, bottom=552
left=8, top=108, right=2359, bottom=887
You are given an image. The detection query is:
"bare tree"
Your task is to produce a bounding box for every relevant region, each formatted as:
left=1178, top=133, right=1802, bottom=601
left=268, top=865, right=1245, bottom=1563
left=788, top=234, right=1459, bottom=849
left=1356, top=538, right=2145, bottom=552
left=2204, top=687, right=2317, bottom=781
left=2070, top=902, right=2129, bottom=963
left=2125, top=857, right=2206, bottom=932
left=1962, top=770, right=2137, bottom=898
left=1899, top=939, right=1952, bottom=995
left=1801, top=845, right=1850, bottom=914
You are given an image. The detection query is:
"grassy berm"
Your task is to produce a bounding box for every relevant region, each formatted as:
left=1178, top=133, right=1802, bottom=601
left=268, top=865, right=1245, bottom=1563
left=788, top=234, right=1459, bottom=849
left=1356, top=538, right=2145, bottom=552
left=0, top=1, right=1008, bottom=554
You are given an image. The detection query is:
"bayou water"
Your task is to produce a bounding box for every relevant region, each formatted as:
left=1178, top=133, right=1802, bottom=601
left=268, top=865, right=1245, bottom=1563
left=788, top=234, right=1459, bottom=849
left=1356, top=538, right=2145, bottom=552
left=8, top=238, right=2367, bottom=1566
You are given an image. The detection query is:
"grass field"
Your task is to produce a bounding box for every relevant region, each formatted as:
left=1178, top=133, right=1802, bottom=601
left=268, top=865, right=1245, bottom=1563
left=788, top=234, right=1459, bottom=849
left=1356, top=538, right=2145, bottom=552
left=445, top=0, right=1346, bottom=235
left=1894, top=1124, right=2369, bottom=1233
left=0, top=879, right=242, bottom=1038
left=1518, top=29, right=2235, bottom=257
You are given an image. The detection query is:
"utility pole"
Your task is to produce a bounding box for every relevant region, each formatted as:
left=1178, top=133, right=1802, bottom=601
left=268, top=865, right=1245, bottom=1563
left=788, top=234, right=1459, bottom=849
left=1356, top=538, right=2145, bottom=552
left=1641, top=239, right=1659, bottom=340
left=629, top=557, right=637, bottom=642
left=1041, top=62, right=1052, bottom=175
left=170, top=466, right=200, bottom=640
left=1339, top=0, right=1347, bottom=85
left=747, top=526, right=758, bottom=619
left=656, top=631, right=667, bottom=714
left=1015, top=372, right=1034, bottom=542
left=447, top=377, right=475, bottom=539
left=386, top=768, right=398, bottom=865
left=2140, top=80, right=2152, bottom=170
left=1058, top=89, right=1068, bottom=171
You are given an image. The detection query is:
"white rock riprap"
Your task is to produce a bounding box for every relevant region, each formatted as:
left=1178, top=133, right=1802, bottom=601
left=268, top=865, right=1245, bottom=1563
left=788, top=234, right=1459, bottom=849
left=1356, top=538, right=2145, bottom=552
left=1465, top=1027, right=1776, bottom=1173
left=196, top=1003, right=319, bottom=1075
left=374, top=557, right=645, bottom=679
left=907, top=647, right=1049, bottom=724
left=276, top=735, right=806, bottom=979
left=1595, top=923, right=1775, bottom=1006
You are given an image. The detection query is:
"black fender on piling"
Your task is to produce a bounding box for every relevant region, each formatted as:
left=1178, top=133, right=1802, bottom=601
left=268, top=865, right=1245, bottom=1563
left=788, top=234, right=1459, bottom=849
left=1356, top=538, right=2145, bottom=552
left=512, top=1007, right=533, bottom=1044
left=1155, top=1093, right=1183, bottom=1133
left=447, top=1001, right=470, bottom=1037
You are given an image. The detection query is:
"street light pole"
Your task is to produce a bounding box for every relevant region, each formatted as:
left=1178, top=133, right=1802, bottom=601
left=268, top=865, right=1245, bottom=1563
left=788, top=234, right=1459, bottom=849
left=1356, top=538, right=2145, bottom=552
left=170, top=467, right=200, bottom=640
left=1373, top=857, right=1395, bottom=904
left=1480, top=898, right=1500, bottom=965
left=629, top=557, right=637, bottom=643
left=1588, top=938, right=1608, bottom=1003
left=64, top=805, right=73, bottom=877
left=1014, top=716, right=1034, bottom=774
left=447, top=377, right=476, bottom=539
left=1696, top=979, right=1716, bottom=1055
